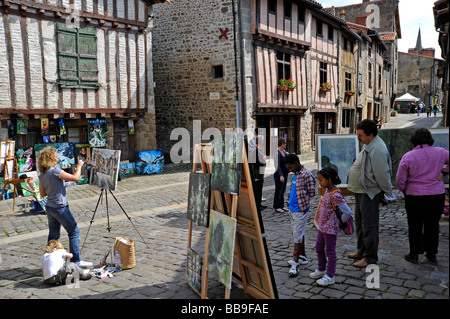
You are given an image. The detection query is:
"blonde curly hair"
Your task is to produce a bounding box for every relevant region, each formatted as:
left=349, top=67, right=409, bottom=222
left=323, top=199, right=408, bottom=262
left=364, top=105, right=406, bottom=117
left=37, top=147, right=58, bottom=174
left=45, top=239, right=64, bottom=253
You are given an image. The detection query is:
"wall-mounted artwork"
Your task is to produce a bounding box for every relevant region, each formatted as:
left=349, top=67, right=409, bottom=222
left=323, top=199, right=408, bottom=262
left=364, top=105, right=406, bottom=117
left=17, top=119, right=28, bottom=135
left=187, top=172, right=211, bottom=227
left=88, top=119, right=108, bottom=147
left=136, top=150, right=164, bottom=175
left=34, top=143, right=75, bottom=171
left=89, top=148, right=121, bottom=191
left=210, top=133, right=243, bottom=195
left=316, top=135, right=359, bottom=187
left=186, top=248, right=203, bottom=295
left=206, top=209, right=237, bottom=289
left=74, top=143, right=91, bottom=185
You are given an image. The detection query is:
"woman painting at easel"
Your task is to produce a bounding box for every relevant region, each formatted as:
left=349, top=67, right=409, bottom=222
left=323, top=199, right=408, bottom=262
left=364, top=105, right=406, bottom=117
left=38, top=147, right=93, bottom=269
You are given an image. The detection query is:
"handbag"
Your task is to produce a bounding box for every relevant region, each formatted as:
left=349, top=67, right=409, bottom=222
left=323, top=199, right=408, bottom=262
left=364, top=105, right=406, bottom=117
left=330, top=190, right=355, bottom=235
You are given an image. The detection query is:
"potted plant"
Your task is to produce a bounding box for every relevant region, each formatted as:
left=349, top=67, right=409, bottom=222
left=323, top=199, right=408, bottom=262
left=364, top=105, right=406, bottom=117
left=320, top=82, right=333, bottom=92
left=278, top=78, right=298, bottom=91
left=345, top=90, right=356, bottom=96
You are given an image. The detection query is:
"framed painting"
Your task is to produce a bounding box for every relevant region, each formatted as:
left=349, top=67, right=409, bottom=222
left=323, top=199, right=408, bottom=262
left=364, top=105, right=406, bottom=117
left=316, top=134, right=359, bottom=187
left=210, top=133, right=243, bottom=195
left=136, top=150, right=164, bottom=175
left=206, top=209, right=237, bottom=289
left=187, top=172, right=211, bottom=227
left=89, top=148, right=121, bottom=191
left=186, top=248, right=203, bottom=295
left=74, top=143, right=91, bottom=184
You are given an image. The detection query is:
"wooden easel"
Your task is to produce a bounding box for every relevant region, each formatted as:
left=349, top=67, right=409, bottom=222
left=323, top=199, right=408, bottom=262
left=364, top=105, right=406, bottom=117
left=186, top=140, right=277, bottom=299
left=0, top=141, right=33, bottom=212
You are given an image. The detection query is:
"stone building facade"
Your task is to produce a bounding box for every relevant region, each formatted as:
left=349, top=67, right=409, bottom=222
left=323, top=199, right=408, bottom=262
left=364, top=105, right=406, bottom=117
left=0, top=0, right=168, bottom=162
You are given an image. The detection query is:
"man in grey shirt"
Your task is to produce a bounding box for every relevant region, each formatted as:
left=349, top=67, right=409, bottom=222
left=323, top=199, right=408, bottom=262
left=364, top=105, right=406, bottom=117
left=347, top=119, right=392, bottom=267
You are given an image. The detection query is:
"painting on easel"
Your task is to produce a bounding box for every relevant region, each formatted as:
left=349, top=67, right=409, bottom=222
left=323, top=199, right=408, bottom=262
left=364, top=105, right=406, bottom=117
left=186, top=248, right=203, bottom=295
left=206, top=209, right=237, bottom=289
left=1, top=141, right=15, bottom=172
left=187, top=172, right=211, bottom=227
left=210, top=133, right=243, bottom=195
left=89, top=148, right=121, bottom=191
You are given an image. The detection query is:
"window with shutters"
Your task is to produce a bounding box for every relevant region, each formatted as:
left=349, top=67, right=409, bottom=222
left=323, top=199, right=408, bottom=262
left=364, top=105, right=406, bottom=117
left=56, top=23, right=99, bottom=89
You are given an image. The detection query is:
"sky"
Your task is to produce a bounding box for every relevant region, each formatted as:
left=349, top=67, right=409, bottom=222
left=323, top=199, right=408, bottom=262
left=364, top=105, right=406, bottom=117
left=318, top=0, right=442, bottom=59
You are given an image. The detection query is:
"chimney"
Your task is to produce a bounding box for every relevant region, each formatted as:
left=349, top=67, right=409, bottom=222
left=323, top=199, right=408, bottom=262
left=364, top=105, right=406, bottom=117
left=340, top=9, right=345, bottom=21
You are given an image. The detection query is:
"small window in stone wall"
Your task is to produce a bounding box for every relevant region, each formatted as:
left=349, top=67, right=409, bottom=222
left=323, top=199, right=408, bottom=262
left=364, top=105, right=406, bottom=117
left=212, top=65, right=224, bottom=79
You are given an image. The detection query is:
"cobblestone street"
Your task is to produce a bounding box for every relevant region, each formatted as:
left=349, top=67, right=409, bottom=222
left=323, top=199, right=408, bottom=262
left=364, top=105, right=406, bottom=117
left=0, top=113, right=448, bottom=302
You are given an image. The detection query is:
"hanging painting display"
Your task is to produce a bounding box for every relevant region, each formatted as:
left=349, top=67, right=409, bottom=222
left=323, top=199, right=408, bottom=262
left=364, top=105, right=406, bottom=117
left=210, top=133, right=243, bottom=195
left=16, top=148, right=34, bottom=172
left=128, top=120, right=135, bottom=135
left=186, top=172, right=211, bottom=227
left=34, top=143, right=75, bottom=171
left=186, top=248, right=203, bottom=295
left=88, top=119, right=108, bottom=147
left=59, top=118, right=67, bottom=136
left=206, top=209, right=237, bottom=289
left=136, top=150, right=164, bottom=174
left=41, top=118, right=49, bottom=136
left=316, top=134, right=359, bottom=187
left=89, top=148, right=121, bottom=191
left=17, top=119, right=28, bottom=135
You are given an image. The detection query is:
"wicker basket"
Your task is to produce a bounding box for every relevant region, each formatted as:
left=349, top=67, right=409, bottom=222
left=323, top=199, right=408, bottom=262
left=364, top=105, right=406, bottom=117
left=114, top=236, right=136, bottom=269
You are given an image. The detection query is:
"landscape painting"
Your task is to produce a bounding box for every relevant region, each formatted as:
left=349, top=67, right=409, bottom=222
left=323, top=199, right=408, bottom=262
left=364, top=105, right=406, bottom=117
left=187, top=172, right=211, bottom=227
left=210, top=133, right=243, bottom=195
left=186, top=248, right=203, bottom=295
left=317, top=135, right=359, bottom=187
left=89, top=148, right=121, bottom=191
left=206, top=209, right=237, bottom=289
left=136, top=150, right=164, bottom=175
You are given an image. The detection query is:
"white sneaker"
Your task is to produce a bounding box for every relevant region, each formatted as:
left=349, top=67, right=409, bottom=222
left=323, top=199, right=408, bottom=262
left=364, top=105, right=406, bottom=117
left=309, top=269, right=326, bottom=279
left=76, top=260, right=93, bottom=268
left=316, top=274, right=335, bottom=286
left=298, top=255, right=309, bottom=265
left=288, top=261, right=299, bottom=277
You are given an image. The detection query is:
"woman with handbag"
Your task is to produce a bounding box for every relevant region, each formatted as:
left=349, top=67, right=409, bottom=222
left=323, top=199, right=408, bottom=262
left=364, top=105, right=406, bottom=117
left=310, top=167, right=353, bottom=286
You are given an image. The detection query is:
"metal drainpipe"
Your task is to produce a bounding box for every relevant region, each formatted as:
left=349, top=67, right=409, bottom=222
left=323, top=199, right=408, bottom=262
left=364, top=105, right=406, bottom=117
left=238, top=0, right=247, bottom=130
left=232, top=0, right=241, bottom=129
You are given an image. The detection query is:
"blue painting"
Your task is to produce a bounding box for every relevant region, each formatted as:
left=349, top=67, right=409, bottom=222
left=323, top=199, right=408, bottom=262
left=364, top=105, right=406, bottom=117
left=34, top=143, right=75, bottom=171
left=136, top=151, right=164, bottom=175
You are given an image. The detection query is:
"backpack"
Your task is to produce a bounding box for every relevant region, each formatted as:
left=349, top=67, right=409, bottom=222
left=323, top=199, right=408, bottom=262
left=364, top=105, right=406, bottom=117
left=330, top=190, right=355, bottom=235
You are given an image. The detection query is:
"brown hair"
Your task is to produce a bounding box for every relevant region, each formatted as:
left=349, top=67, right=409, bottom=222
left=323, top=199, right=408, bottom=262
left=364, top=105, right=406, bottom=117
left=45, top=239, right=64, bottom=253
left=37, top=147, right=58, bottom=173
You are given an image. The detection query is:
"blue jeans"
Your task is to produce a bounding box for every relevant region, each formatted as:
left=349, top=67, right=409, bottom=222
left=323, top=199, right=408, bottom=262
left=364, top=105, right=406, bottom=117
left=46, top=205, right=81, bottom=263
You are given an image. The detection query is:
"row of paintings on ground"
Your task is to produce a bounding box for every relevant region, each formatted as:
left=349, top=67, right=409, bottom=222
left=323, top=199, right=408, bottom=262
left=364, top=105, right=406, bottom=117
left=317, top=128, right=449, bottom=188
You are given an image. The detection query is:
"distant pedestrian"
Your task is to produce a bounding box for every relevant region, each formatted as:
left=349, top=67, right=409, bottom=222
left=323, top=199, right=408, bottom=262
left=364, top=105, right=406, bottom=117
left=273, top=138, right=289, bottom=213
left=284, top=153, right=316, bottom=276
left=433, top=105, right=438, bottom=116
left=309, top=167, right=352, bottom=286
left=427, top=105, right=432, bottom=117
left=396, top=128, right=449, bottom=264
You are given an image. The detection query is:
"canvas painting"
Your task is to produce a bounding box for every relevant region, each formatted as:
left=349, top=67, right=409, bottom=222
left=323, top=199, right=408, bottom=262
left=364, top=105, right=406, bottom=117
left=1, top=141, right=15, bottom=172
left=378, top=128, right=415, bottom=187
left=119, top=162, right=137, bottom=177
left=34, top=143, right=75, bottom=171
left=20, top=171, right=39, bottom=197
left=136, top=150, right=164, bottom=175
left=210, top=133, right=243, bottom=195
left=17, top=119, right=28, bottom=135
left=186, top=248, right=203, bottom=295
left=206, top=209, right=237, bottom=289
left=74, top=143, right=91, bottom=184
left=317, top=135, right=359, bottom=187
left=89, top=148, right=121, bottom=191
left=88, top=119, right=108, bottom=147
left=187, top=172, right=211, bottom=227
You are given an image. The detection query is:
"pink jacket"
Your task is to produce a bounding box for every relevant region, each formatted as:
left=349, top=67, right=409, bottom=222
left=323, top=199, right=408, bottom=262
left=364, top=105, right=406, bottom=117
left=396, top=145, right=449, bottom=196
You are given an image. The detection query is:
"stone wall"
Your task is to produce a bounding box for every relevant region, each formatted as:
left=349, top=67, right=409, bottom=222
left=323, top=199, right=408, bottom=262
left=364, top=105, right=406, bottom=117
left=152, top=0, right=239, bottom=160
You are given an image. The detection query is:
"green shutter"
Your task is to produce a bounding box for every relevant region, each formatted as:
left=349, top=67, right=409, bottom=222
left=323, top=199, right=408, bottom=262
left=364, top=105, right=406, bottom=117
left=56, top=24, right=98, bottom=88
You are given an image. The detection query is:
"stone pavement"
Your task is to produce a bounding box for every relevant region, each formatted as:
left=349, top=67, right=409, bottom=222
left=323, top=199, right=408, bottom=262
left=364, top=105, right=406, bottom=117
left=0, top=113, right=447, bottom=300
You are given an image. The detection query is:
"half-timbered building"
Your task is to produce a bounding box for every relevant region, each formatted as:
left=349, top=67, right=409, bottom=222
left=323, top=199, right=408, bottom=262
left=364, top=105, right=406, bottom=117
left=0, top=0, right=169, bottom=162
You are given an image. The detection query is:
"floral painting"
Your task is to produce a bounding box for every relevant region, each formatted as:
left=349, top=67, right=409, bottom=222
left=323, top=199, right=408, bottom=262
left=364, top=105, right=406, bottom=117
left=206, top=210, right=237, bottom=289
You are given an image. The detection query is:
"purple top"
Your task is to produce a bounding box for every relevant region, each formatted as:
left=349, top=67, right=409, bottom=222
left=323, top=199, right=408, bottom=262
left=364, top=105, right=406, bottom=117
left=396, top=145, right=449, bottom=196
